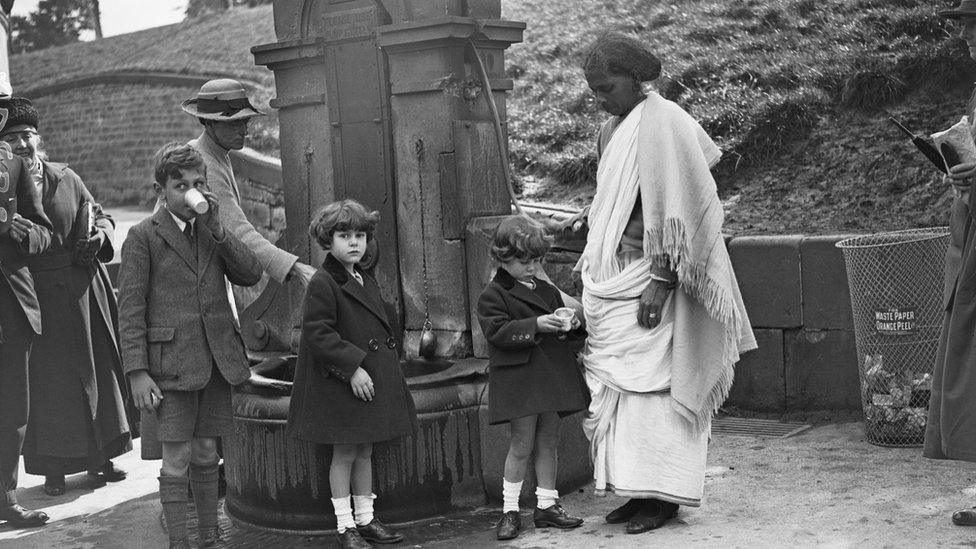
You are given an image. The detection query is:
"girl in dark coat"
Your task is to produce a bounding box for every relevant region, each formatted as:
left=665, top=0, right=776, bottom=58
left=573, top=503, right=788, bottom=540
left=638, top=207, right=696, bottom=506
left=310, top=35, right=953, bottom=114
left=1, top=98, right=131, bottom=497
left=476, top=215, right=589, bottom=541
left=287, top=199, right=416, bottom=549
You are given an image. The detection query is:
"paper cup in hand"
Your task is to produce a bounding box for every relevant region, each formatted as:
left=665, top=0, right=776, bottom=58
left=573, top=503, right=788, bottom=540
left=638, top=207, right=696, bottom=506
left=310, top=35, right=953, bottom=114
left=554, top=307, right=575, bottom=331
left=184, top=188, right=209, bottom=215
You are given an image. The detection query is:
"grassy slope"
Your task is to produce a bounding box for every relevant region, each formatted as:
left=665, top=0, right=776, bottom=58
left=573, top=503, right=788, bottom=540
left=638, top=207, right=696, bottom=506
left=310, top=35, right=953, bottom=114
left=504, top=0, right=976, bottom=233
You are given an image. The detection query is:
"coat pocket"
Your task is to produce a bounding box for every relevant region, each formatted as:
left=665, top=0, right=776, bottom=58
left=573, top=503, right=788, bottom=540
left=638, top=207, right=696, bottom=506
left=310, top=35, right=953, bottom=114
left=147, top=326, right=176, bottom=378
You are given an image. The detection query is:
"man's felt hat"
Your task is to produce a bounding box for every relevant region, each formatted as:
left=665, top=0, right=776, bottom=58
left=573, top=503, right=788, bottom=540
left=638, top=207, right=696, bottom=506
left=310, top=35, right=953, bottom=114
left=0, top=96, right=37, bottom=134
left=940, top=0, right=976, bottom=18
left=181, top=78, right=264, bottom=122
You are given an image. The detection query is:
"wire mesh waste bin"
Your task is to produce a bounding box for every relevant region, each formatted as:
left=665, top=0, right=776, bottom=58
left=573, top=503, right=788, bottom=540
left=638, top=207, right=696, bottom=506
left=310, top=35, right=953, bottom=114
left=836, top=228, right=950, bottom=447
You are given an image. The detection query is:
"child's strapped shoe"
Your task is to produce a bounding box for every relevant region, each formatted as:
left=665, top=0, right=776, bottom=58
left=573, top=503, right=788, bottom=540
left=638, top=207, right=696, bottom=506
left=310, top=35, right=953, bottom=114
left=357, top=519, right=403, bottom=544
left=496, top=510, right=521, bottom=540
left=533, top=502, right=583, bottom=529
left=337, top=528, right=372, bottom=549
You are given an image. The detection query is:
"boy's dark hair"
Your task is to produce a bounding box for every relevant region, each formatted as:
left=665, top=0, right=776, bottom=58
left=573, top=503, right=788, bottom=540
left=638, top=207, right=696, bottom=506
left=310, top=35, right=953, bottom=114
left=309, top=199, right=381, bottom=251
left=152, top=142, right=206, bottom=186
left=489, top=215, right=553, bottom=263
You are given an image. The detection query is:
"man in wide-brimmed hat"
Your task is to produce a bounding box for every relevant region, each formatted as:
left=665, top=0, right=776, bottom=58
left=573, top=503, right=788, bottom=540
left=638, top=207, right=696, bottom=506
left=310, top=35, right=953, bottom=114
left=926, top=0, right=976, bottom=529
left=182, top=78, right=316, bottom=295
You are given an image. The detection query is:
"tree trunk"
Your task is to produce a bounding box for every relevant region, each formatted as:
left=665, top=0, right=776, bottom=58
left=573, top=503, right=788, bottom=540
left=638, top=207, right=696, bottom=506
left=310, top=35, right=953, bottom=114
left=90, top=0, right=102, bottom=39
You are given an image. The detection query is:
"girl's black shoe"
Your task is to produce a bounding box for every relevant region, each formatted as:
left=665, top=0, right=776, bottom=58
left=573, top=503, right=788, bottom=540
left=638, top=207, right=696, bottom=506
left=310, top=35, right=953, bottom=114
left=533, top=503, right=583, bottom=529
left=357, top=519, right=403, bottom=544
left=337, top=528, right=372, bottom=549
left=496, top=510, right=521, bottom=540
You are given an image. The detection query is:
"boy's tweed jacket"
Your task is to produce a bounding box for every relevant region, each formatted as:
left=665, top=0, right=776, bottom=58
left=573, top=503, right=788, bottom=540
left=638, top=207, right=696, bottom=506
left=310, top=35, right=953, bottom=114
left=117, top=207, right=262, bottom=391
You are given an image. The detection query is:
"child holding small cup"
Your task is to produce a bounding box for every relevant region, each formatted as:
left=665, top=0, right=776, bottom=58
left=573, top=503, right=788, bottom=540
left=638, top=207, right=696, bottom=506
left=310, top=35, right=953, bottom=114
left=476, top=215, right=590, bottom=541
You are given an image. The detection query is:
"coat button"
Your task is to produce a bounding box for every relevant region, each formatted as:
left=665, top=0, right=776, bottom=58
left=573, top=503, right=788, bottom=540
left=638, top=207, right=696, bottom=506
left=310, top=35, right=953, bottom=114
left=386, top=337, right=396, bottom=349
left=368, top=338, right=380, bottom=352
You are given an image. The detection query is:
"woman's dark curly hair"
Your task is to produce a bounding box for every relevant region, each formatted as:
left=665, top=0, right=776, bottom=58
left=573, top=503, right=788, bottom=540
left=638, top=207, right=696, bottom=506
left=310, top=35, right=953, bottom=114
left=309, top=199, right=380, bottom=251
left=489, top=215, right=553, bottom=263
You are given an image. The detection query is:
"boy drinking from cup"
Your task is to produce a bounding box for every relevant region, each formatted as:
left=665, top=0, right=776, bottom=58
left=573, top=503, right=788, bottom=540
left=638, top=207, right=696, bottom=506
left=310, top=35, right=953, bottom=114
left=118, top=142, right=262, bottom=549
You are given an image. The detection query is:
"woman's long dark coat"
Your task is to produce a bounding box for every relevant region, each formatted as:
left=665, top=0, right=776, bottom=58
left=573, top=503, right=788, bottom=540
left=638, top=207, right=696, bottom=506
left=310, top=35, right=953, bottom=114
left=477, top=268, right=590, bottom=425
left=287, top=254, right=416, bottom=445
left=22, top=162, right=131, bottom=474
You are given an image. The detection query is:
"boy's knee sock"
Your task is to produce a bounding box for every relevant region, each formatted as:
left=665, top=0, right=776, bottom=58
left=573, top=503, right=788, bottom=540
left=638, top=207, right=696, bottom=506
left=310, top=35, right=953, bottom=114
left=159, top=474, right=189, bottom=542
left=535, top=487, right=558, bottom=510
left=331, top=496, right=356, bottom=533
left=502, top=479, right=523, bottom=513
left=189, top=461, right=220, bottom=532
left=352, top=493, right=376, bottom=526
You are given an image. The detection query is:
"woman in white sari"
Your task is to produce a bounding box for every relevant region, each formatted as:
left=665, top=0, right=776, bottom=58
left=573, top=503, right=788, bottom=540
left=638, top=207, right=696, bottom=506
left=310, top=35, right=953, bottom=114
left=570, top=32, right=756, bottom=534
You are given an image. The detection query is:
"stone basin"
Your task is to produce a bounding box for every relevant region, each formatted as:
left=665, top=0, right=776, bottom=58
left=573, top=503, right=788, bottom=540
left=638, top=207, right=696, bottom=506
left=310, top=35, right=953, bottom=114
left=223, top=355, right=592, bottom=532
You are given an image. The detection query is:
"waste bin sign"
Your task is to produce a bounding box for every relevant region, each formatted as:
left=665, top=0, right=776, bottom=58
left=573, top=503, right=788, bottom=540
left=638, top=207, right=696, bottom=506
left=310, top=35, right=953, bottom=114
left=836, top=228, right=950, bottom=447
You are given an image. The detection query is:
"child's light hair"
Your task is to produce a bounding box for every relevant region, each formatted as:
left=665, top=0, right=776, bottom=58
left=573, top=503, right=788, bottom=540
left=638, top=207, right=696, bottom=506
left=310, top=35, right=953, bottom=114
left=152, top=142, right=206, bottom=186
left=309, top=198, right=380, bottom=251
left=489, top=215, right=553, bottom=263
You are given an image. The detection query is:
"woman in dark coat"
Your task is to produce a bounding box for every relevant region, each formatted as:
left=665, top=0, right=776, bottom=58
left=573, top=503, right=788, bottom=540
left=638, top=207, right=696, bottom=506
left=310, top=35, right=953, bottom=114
left=2, top=98, right=131, bottom=496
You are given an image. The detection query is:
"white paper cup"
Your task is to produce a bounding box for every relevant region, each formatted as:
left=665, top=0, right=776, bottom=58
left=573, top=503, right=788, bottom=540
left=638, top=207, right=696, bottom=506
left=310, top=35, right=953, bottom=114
left=184, top=188, right=209, bottom=214
left=554, top=307, right=575, bottom=331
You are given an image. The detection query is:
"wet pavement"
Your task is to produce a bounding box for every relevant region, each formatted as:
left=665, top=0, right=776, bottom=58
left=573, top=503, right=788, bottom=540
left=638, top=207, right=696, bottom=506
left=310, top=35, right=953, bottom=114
left=3, top=421, right=976, bottom=548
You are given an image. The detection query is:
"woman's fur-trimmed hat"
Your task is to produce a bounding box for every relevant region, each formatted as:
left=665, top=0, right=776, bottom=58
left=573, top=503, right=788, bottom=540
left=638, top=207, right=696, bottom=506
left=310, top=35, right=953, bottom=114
left=0, top=96, right=38, bottom=133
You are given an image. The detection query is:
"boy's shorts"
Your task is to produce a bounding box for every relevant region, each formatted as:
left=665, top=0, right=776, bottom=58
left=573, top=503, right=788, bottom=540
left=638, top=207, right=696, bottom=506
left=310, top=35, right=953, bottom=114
left=143, top=366, right=233, bottom=444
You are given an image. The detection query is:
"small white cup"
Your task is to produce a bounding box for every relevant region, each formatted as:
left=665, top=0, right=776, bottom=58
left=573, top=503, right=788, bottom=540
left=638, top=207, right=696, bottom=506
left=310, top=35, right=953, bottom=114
left=554, top=307, right=575, bottom=331
left=184, top=188, right=209, bottom=215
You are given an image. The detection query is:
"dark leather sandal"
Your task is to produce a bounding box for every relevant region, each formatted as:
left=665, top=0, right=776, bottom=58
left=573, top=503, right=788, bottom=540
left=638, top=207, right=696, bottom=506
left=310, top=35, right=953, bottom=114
left=625, top=500, right=678, bottom=534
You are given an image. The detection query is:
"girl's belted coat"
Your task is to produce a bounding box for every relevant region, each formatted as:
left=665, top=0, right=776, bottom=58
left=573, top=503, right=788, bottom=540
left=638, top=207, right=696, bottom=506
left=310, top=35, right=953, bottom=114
left=287, top=254, right=417, bottom=444
left=477, top=268, right=590, bottom=425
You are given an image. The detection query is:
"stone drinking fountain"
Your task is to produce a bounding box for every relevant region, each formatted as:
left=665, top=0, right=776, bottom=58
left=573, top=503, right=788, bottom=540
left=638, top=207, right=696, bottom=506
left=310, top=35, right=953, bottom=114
left=223, top=0, right=591, bottom=532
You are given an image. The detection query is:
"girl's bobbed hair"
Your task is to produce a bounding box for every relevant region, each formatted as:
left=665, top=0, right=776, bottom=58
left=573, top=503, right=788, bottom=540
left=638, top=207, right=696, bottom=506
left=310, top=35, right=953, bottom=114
left=309, top=199, right=380, bottom=251
left=489, top=215, right=553, bottom=263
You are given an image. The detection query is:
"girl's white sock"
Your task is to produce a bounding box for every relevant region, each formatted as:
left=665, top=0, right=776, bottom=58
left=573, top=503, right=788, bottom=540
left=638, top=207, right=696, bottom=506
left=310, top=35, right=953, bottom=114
left=352, top=493, right=376, bottom=526
left=331, top=496, right=356, bottom=533
left=502, top=478, right=523, bottom=513
left=536, top=487, right=559, bottom=510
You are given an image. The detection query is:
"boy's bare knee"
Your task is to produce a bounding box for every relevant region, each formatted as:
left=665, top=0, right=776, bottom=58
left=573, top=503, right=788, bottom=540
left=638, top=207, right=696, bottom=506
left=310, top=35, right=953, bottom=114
left=162, top=441, right=193, bottom=475
left=190, top=437, right=219, bottom=465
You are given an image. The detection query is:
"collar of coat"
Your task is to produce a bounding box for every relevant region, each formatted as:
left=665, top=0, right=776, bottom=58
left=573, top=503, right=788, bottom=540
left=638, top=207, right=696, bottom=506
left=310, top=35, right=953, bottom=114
left=150, top=206, right=214, bottom=274
left=322, top=252, right=392, bottom=333
left=491, top=266, right=554, bottom=313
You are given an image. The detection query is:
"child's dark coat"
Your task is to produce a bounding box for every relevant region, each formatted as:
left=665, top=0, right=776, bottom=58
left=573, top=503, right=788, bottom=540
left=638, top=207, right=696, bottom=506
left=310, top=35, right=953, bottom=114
left=287, top=253, right=417, bottom=444
left=477, top=267, right=590, bottom=425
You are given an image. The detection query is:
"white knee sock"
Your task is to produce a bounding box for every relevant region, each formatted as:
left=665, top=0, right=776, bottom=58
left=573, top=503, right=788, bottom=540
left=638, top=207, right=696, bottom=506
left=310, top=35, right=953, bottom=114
left=352, top=493, right=376, bottom=526
left=331, top=496, right=356, bottom=533
left=502, top=479, right=522, bottom=513
left=536, top=487, right=559, bottom=510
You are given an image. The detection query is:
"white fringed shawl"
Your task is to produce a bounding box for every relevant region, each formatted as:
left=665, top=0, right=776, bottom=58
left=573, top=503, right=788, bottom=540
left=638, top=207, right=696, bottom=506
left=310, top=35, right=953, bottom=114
left=576, top=91, right=757, bottom=433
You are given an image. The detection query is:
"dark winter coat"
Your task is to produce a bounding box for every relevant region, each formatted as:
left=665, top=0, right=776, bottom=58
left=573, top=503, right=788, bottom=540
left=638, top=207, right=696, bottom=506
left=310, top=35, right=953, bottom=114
left=0, top=147, right=52, bottom=334
left=287, top=253, right=417, bottom=444
left=925, top=197, right=976, bottom=461
left=23, top=162, right=131, bottom=473
left=476, top=268, right=590, bottom=425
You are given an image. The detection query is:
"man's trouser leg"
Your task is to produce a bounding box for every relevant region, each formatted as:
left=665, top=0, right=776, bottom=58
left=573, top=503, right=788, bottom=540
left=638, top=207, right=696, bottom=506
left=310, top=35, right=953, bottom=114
left=0, top=288, right=33, bottom=507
